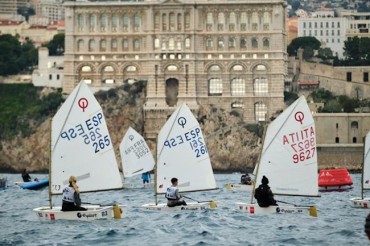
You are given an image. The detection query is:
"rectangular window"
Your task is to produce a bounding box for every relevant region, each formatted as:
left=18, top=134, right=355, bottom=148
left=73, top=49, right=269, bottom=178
left=346, top=72, right=352, bottom=82
left=335, top=137, right=339, bottom=143
left=57, top=74, right=60, bottom=80
left=208, top=78, right=222, bottom=96
left=337, top=22, right=340, bottom=28
left=303, top=22, right=306, bottom=28
left=364, top=72, right=369, bottom=82
left=49, top=74, right=52, bottom=80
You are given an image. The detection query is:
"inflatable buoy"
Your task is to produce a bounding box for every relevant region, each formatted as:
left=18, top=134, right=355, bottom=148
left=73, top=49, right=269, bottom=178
left=113, top=204, right=122, bottom=219
left=210, top=200, right=217, bottom=209
left=226, top=183, right=232, bottom=190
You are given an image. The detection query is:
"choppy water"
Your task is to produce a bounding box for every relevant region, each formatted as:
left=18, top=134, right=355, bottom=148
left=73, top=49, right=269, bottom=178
left=0, top=173, right=368, bottom=246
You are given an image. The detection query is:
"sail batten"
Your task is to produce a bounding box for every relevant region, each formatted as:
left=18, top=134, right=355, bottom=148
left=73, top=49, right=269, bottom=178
left=156, top=103, right=217, bottom=194
left=50, top=81, right=122, bottom=195
left=255, top=96, right=319, bottom=197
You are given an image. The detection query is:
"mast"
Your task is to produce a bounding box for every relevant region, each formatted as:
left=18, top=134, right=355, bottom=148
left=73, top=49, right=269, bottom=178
left=362, top=135, right=366, bottom=200
left=48, top=118, right=52, bottom=209
left=250, top=124, right=267, bottom=204
left=154, top=135, right=158, bottom=205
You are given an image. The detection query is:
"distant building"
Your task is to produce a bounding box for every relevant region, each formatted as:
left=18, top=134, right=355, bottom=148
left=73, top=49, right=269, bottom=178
left=298, top=10, right=370, bottom=59
left=0, top=20, right=28, bottom=36
left=63, top=0, right=288, bottom=138
left=32, top=47, right=63, bottom=88
left=298, top=10, right=347, bottom=58
left=33, top=0, right=64, bottom=23
left=0, top=0, right=29, bottom=21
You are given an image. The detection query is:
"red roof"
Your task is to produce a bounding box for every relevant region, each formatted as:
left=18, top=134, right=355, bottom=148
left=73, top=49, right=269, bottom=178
left=0, top=20, right=24, bottom=26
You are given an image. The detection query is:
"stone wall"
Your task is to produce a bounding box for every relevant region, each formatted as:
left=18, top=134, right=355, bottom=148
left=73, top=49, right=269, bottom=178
left=317, top=145, right=363, bottom=170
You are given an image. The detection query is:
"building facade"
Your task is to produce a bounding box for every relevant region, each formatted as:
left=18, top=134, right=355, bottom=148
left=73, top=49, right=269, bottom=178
left=0, top=0, right=29, bottom=21
left=32, top=47, right=63, bottom=87
left=63, top=0, right=287, bottom=138
left=298, top=10, right=347, bottom=58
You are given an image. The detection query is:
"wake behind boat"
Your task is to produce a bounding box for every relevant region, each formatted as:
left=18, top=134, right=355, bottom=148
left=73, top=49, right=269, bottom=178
left=350, top=131, right=370, bottom=208
left=33, top=81, right=123, bottom=221
left=119, top=127, right=155, bottom=189
left=235, top=95, right=319, bottom=217
left=142, top=103, right=218, bottom=211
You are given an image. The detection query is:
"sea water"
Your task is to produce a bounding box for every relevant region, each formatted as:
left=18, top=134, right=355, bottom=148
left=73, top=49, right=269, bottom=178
left=0, top=173, right=368, bottom=246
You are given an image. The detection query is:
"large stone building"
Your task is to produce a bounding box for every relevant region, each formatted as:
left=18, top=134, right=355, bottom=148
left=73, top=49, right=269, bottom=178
left=63, top=0, right=287, bottom=138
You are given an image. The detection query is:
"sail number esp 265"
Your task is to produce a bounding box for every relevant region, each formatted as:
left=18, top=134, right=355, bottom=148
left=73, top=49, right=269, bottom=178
left=59, top=112, right=111, bottom=153
left=163, top=127, right=208, bottom=158
left=282, top=126, right=316, bottom=164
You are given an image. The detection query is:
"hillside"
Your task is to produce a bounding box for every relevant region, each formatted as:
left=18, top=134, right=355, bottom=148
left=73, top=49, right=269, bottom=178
left=0, top=83, right=261, bottom=173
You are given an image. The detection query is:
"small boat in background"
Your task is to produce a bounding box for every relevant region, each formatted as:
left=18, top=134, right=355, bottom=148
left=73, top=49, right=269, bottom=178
left=318, top=168, right=353, bottom=192
left=0, top=177, right=7, bottom=190
left=20, top=179, right=49, bottom=190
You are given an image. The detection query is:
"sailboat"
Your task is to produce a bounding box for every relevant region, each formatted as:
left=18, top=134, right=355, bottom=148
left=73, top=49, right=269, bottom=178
left=142, top=103, right=218, bottom=211
left=33, top=81, right=123, bottom=220
left=119, top=126, right=155, bottom=188
left=350, top=131, right=370, bottom=208
left=236, top=95, right=319, bottom=217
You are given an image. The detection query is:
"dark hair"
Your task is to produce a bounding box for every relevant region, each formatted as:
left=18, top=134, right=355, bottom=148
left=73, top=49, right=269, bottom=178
left=171, top=178, right=178, bottom=184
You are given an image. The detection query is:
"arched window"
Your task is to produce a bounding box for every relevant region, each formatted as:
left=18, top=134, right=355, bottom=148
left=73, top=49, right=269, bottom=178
left=208, top=78, right=222, bottom=96
left=89, top=14, right=96, bottom=31
left=154, top=13, right=160, bottom=29
left=77, top=39, right=84, bottom=52
left=80, top=66, right=92, bottom=84
left=240, top=12, right=247, bottom=30
left=126, top=66, right=137, bottom=72
left=88, top=39, right=95, bottom=52
left=102, top=66, right=115, bottom=84
left=169, top=38, right=175, bottom=50
left=263, top=38, right=269, bottom=48
left=123, top=14, right=129, bottom=31
left=240, top=38, right=247, bottom=49
left=167, top=65, right=178, bottom=71
left=101, top=14, right=107, bottom=31
left=78, top=14, right=84, bottom=30
left=229, top=38, right=236, bottom=48
left=254, top=78, right=268, bottom=96
left=111, top=14, right=117, bottom=30
left=111, top=39, right=117, bottom=51
left=122, top=39, right=129, bottom=50
left=209, top=65, right=221, bottom=71
left=134, top=14, right=141, bottom=31
left=100, top=39, right=106, bottom=51
left=207, top=13, right=213, bottom=24
left=231, top=78, right=245, bottom=96
left=154, top=38, right=160, bottom=49
left=133, top=39, right=140, bottom=50
left=252, top=12, right=258, bottom=30
left=169, top=13, right=175, bottom=30
left=229, top=12, right=236, bottom=24
left=206, top=38, right=213, bottom=48
left=185, top=38, right=190, bottom=48
left=162, top=13, right=167, bottom=30
left=255, top=103, right=267, bottom=122
left=353, top=137, right=357, bottom=143
left=218, top=38, right=224, bottom=49
left=252, top=38, right=258, bottom=48
left=351, top=121, right=358, bottom=128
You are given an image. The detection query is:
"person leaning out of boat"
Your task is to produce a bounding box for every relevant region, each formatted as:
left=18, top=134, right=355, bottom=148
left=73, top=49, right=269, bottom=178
left=254, top=176, right=278, bottom=207
left=61, top=176, right=87, bottom=211
left=165, top=177, right=187, bottom=207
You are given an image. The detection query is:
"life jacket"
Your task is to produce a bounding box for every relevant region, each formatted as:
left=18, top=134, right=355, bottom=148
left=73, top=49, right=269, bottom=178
left=254, top=184, right=274, bottom=207
left=62, top=186, right=75, bottom=203
left=165, top=186, right=178, bottom=200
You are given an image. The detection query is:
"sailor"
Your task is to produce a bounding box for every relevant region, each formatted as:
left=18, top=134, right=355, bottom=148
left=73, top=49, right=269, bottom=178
left=61, top=176, right=87, bottom=211
left=21, top=169, right=32, bottom=182
left=254, top=175, right=277, bottom=207
left=141, top=171, right=151, bottom=188
left=241, top=173, right=252, bottom=185
left=165, top=177, right=187, bottom=207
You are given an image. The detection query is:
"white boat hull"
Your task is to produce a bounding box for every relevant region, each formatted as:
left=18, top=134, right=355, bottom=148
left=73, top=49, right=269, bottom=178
left=142, top=201, right=216, bottom=211
left=350, top=197, right=370, bottom=208
left=226, top=183, right=253, bottom=191
left=235, top=202, right=317, bottom=217
left=33, top=205, right=123, bottom=221
left=319, top=185, right=353, bottom=192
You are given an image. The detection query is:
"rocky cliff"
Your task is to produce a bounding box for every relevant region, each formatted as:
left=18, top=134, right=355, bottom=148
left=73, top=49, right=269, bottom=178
left=0, top=84, right=260, bottom=173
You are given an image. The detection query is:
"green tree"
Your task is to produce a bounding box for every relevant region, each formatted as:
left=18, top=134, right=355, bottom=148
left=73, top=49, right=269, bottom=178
left=287, top=37, right=321, bottom=56
left=322, top=99, right=342, bottom=113
left=309, top=89, right=334, bottom=103
left=317, top=47, right=334, bottom=60
left=45, top=33, right=65, bottom=56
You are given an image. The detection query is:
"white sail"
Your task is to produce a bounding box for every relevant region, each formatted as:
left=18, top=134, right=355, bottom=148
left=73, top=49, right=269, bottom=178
left=50, top=80, right=122, bottom=195
left=255, top=95, right=319, bottom=197
left=156, top=103, right=217, bottom=194
left=119, top=127, right=155, bottom=177
left=363, top=132, right=370, bottom=190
